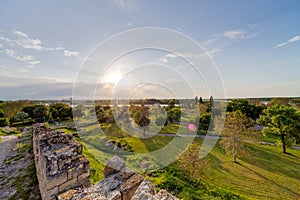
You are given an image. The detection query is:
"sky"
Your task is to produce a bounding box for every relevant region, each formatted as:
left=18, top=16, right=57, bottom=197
left=0, top=0, right=300, bottom=100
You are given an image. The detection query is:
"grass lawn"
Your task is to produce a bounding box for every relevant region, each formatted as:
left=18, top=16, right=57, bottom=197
left=201, top=141, right=300, bottom=199
left=58, top=123, right=300, bottom=199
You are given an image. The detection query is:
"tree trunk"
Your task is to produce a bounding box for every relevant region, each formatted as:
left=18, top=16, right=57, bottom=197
left=281, top=134, right=287, bottom=153
left=232, top=143, right=236, bottom=162
left=233, top=132, right=236, bottom=162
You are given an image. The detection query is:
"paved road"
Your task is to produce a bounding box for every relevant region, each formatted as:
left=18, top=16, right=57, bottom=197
left=0, top=135, right=18, bottom=165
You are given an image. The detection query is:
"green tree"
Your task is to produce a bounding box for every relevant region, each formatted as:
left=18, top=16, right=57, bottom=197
left=133, top=109, right=150, bottom=136
left=155, top=115, right=166, bottom=128
left=33, top=105, right=50, bottom=123
left=258, top=104, right=300, bottom=153
left=227, top=99, right=263, bottom=119
left=166, top=107, right=181, bottom=124
left=0, top=100, right=34, bottom=123
left=21, top=105, right=36, bottom=119
left=269, top=98, right=289, bottom=106
left=15, top=111, right=29, bottom=123
left=49, top=102, right=72, bottom=121
left=0, top=117, right=9, bottom=127
left=0, top=109, right=4, bottom=118
left=221, top=111, right=256, bottom=162
left=73, top=104, right=85, bottom=119
left=198, top=113, right=211, bottom=134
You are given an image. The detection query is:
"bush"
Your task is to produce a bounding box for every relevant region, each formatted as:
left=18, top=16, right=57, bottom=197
left=0, top=117, right=9, bottom=127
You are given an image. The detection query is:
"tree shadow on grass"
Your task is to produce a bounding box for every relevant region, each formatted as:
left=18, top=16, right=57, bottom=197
left=240, top=144, right=300, bottom=179
left=236, top=162, right=300, bottom=198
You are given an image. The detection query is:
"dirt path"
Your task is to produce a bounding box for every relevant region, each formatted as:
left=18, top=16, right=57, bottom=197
left=0, top=135, right=18, bottom=165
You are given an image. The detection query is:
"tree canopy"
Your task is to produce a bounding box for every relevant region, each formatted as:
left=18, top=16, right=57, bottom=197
left=258, top=104, right=300, bottom=153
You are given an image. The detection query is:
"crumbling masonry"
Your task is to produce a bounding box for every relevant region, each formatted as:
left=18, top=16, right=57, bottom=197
left=32, top=124, right=90, bottom=200
left=32, top=123, right=177, bottom=200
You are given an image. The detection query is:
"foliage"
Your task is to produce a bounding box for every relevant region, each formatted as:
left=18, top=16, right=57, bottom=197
left=15, top=111, right=29, bottom=123
left=33, top=105, right=50, bottom=123
left=155, top=115, right=166, bottom=127
left=73, top=104, right=85, bottom=119
left=0, top=109, right=4, bottom=118
left=258, top=104, right=300, bottom=153
left=269, top=98, right=289, bottom=106
left=198, top=113, right=211, bottom=134
left=0, top=117, right=9, bottom=127
left=227, top=99, right=264, bottom=119
left=133, top=107, right=150, bottom=135
left=166, top=107, right=181, bottom=124
left=221, top=111, right=257, bottom=162
left=49, top=102, right=72, bottom=121
left=177, top=143, right=207, bottom=180
left=95, top=104, right=114, bottom=124
left=0, top=100, right=34, bottom=123
left=21, top=105, right=36, bottom=119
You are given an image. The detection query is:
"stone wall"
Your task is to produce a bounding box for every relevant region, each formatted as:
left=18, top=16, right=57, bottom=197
left=58, top=155, right=178, bottom=200
left=32, top=123, right=90, bottom=200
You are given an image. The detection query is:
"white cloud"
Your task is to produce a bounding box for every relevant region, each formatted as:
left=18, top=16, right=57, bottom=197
left=0, top=43, right=2, bottom=47
left=159, top=48, right=221, bottom=63
left=63, top=50, right=80, bottom=57
left=4, top=49, right=40, bottom=65
left=165, top=53, right=178, bottom=58
left=12, top=30, right=43, bottom=50
left=204, top=38, right=218, bottom=45
left=273, top=35, right=300, bottom=48
left=160, top=57, right=168, bottom=63
left=0, top=36, right=12, bottom=43
left=224, top=29, right=245, bottom=39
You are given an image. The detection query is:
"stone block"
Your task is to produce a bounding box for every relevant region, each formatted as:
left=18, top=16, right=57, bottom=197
left=120, top=173, right=144, bottom=200
left=104, top=155, right=125, bottom=178
left=46, top=172, right=68, bottom=190
left=59, top=178, right=78, bottom=192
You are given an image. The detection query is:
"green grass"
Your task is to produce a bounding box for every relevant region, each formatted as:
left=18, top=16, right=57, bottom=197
left=0, top=129, right=20, bottom=136
left=58, top=123, right=300, bottom=199
left=201, top=141, right=300, bottom=200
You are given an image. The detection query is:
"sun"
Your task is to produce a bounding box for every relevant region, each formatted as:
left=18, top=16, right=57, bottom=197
left=104, top=72, right=123, bottom=84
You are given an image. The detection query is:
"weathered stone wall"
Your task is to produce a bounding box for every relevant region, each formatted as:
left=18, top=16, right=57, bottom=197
left=32, top=123, right=90, bottom=200
left=58, top=155, right=178, bottom=200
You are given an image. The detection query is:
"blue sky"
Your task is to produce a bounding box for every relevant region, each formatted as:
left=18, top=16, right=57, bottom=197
left=0, top=0, right=300, bottom=100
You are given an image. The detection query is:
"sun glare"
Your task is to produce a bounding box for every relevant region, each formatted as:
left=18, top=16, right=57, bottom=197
left=104, top=72, right=123, bottom=84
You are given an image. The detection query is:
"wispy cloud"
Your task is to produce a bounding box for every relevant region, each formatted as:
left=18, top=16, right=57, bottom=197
left=224, top=29, right=245, bottom=39
left=4, top=49, right=40, bottom=65
left=160, top=48, right=221, bottom=63
left=0, top=30, right=81, bottom=58
left=113, top=0, right=137, bottom=11
left=273, top=35, right=300, bottom=48
left=12, top=30, right=44, bottom=50
left=63, top=50, right=80, bottom=57
left=204, top=38, right=218, bottom=45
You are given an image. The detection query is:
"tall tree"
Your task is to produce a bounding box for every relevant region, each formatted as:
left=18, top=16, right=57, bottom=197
left=133, top=110, right=150, bottom=136
left=258, top=104, right=300, bottom=153
left=198, top=113, right=211, bottom=134
left=199, top=97, right=204, bottom=104
left=221, top=111, right=256, bottom=162
left=33, top=105, right=50, bottom=123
